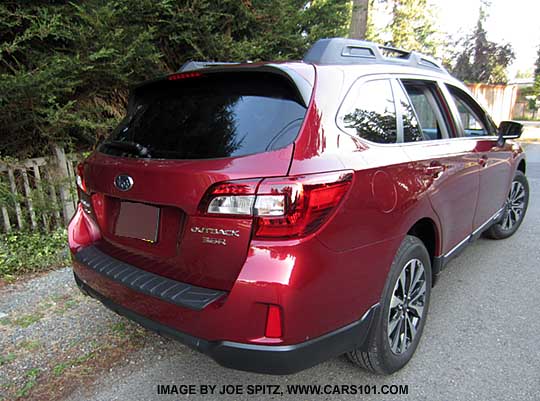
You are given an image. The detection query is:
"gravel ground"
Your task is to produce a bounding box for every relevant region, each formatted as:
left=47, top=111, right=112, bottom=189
left=0, top=268, right=154, bottom=400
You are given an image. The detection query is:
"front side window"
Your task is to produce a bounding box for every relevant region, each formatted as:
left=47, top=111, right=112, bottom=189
left=446, top=86, right=496, bottom=137
left=338, top=79, right=397, bottom=144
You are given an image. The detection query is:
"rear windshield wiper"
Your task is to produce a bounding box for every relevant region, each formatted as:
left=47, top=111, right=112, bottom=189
left=102, top=140, right=151, bottom=158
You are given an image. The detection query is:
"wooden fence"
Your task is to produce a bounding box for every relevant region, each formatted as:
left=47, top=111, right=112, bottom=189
left=466, top=83, right=519, bottom=125
left=0, top=146, right=83, bottom=233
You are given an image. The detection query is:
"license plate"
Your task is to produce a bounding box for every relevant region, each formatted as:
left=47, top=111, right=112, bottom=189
left=114, top=201, right=160, bottom=243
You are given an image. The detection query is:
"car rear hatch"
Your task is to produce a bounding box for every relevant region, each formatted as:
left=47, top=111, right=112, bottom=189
left=81, top=66, right=314, bottom=291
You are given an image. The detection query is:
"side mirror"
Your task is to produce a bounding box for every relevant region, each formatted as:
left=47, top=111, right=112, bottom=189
left=497, top=121, right=523, bottom=146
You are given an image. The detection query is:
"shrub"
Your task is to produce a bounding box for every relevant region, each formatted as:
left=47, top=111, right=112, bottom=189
left=0, top=228, right=69, bottom=280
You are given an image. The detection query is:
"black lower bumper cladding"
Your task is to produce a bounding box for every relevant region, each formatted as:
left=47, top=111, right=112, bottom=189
left=74, top=245, right=225, bottom=311
left=74, top=274, right=377, bottom=375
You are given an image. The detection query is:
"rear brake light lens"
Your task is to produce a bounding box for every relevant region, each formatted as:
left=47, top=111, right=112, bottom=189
left=167, top=72, right=203, bottom=81
left=199, top=171, right=353, bottom=239
left=254, top=172, right=353, bottom=239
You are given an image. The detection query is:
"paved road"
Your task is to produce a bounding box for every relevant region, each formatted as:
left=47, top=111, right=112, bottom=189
left=69, top=144, right=540, bottom=401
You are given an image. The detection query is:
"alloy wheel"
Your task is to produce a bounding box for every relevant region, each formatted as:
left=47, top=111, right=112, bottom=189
left=501, top=181, right=526, bottom=231
left=387, top=258, right=427, bottom=355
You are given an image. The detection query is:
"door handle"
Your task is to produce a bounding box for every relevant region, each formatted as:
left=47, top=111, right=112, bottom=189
left=425, top=162, right=444, bottom=177
left=479, top=154, right=488, bottom=167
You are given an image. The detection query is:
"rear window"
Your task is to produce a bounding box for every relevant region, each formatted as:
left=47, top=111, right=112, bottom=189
left=100, top=72, right=308, bottom=160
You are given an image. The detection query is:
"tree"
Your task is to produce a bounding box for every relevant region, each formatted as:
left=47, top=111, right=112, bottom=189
left=388, top=0, right=437, bottom=54
left=534, top=45, right=540, bottom=94
left=449, top=3, right=515, bottom=84
left=349, top=0, right=369, bottom=39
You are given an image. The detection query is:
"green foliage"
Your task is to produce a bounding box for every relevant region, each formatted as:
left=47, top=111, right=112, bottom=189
left=362, top=0, right=438, bottom=54
left=448, top=4, right=514, bottom=84
left=0, top=227, right=68, bottom=279
left=0, top=0, right=350, bottom=158
left=387, top=0, right=438, bottom=54
left=534, top=45, right=540, bottom=95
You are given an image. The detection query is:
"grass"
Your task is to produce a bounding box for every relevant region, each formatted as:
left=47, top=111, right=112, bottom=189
left=52, top=363, right=68, bottom=377
left=0, top=353, right=16, bottom=366
left=110, top=321, right=127, bottom=336
left=15, top=368, right=40, bottom=398
left=18, top=340, right=41, bottom=351
left=11, top=312, right=44, bottom=328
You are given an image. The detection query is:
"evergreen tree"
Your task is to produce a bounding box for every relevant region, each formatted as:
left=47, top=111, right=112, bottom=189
left=449, top=3, right=514, bottom=84
left=534, top=45, right=540, bottom=94
left=388, top=0, right=437, bottom=54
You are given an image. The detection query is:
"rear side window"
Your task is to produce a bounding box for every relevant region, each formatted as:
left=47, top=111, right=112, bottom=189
left=100, top=73, right=307, bottom=159
left=401, top=81, right=449, bottom=141
left=338, top=79, right=397, bottom=144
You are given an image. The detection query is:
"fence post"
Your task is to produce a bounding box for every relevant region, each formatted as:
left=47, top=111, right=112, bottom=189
left=32, top=163, right=49, bottom=229
left=1, top=206, right=10, bottom=233
left=7, top=168, right=24, bottom=230
left=53, top=145, right=75, bottom=225
left=21, top=169, right=37, bottom=230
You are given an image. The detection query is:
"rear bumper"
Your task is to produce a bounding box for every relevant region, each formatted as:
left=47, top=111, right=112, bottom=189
left=74, top=272, right=377, bottom=374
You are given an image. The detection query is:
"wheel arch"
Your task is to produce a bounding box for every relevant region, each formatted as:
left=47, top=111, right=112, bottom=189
left=517, top=158, right=526, bottom=174
left=407, top=217, right=440, bottom=284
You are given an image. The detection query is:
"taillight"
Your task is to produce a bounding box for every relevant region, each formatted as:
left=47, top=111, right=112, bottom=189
left=199, top=171, right=353, bottom=239
left=254, top=171, right=353, bottom=238
left=199, top=179, right=259, bottom=216
left=68, top=203, right=101, bottom=252
left=76, top=163, right=87, bottom=194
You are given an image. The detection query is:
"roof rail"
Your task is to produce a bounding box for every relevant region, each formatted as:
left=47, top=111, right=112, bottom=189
left=303, top=38, right=447, bottom=73
left=178, top=61, right=243, bottom=72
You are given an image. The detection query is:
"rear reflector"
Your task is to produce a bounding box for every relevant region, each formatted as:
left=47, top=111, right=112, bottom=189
left=199, top=171, right=353, bottom=239
left=265, top=305, right=283, bottom=338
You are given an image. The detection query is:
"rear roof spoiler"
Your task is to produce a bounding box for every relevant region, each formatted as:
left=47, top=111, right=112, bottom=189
left=178, top=61, right=245, bottom=72
left=132, top=63, right=314, bottom=108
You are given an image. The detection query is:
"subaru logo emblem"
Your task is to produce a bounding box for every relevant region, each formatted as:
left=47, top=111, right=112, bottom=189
left=114, top=174, right=133, bottom=191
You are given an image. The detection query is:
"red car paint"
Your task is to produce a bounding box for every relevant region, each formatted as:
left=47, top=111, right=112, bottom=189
left=69, top=55, right=525, bottom=372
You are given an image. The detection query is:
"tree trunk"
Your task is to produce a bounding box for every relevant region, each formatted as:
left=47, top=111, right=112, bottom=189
left=349, top=0, right=369, bottom=40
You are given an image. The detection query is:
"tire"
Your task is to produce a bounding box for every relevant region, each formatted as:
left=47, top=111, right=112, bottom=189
left=484, top=170, right=529, bottom=240
left=348, top=235, right=432, bottom=375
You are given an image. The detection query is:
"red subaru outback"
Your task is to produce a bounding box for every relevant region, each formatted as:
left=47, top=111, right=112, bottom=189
left=69, top=38, right=529, bottom=375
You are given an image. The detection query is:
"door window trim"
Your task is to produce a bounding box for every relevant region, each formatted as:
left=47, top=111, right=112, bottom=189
left=335, top=73, right=495, bottom=148
left=397, top=79, right=452, bottom=142
left=335, top=75, right=400, bottom=146
left=442, top=83, right=498, bottom=139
